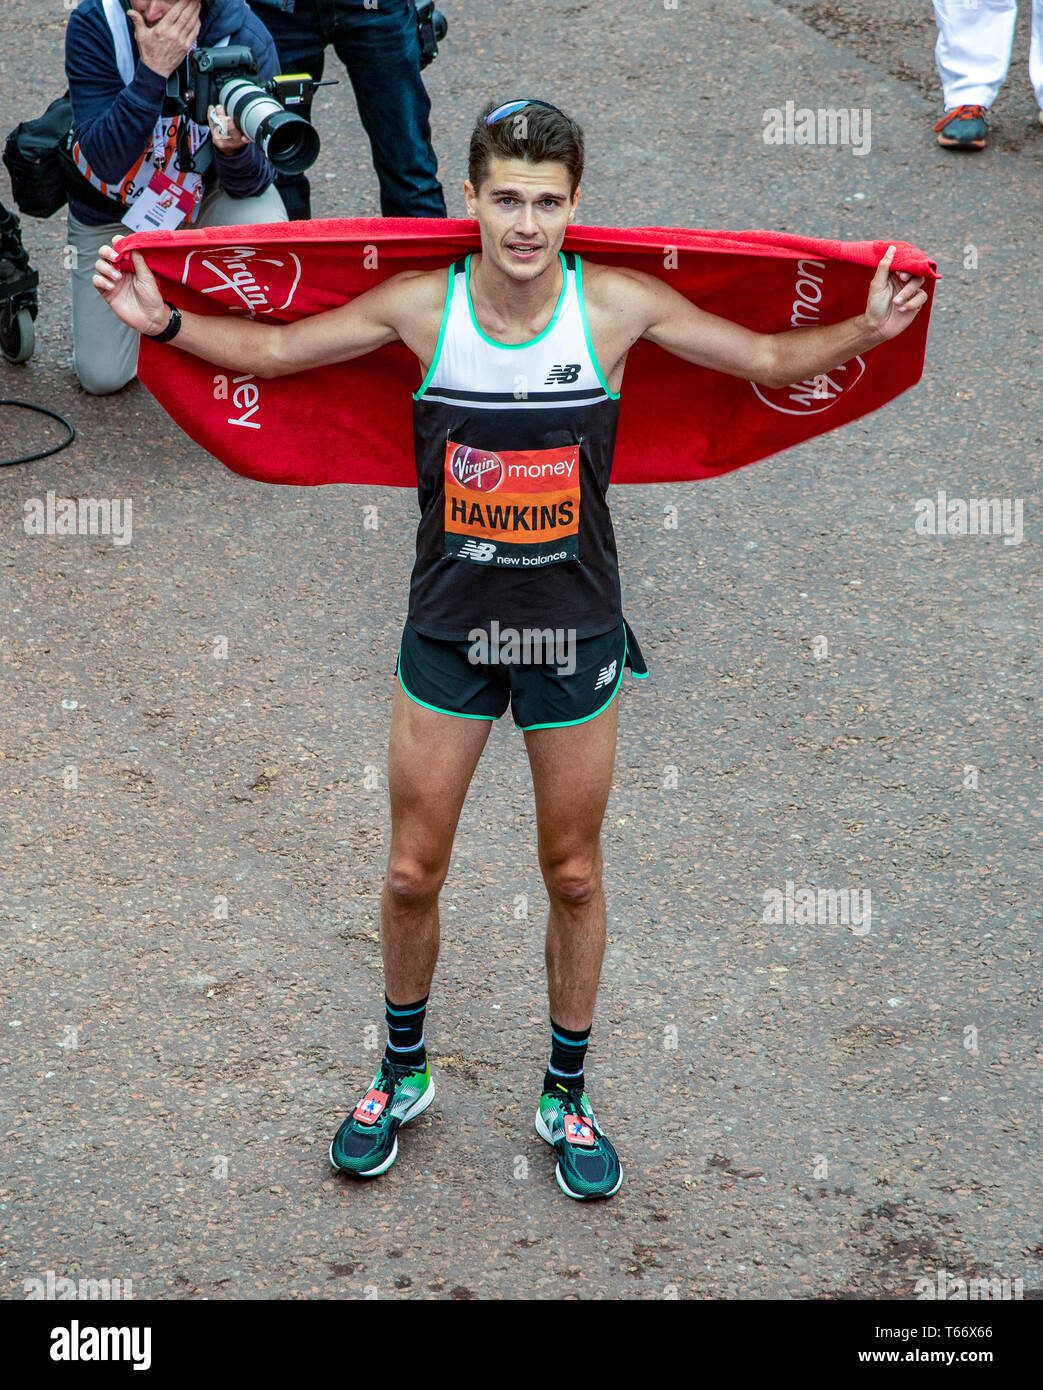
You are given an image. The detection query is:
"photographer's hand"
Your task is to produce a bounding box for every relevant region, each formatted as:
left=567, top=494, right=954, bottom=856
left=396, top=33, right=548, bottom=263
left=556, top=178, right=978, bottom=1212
left=208, top=105, right=250, bottom=154
left=92, top=235, right=169, bottom=337
left=128, top=0, right=202, bottom=81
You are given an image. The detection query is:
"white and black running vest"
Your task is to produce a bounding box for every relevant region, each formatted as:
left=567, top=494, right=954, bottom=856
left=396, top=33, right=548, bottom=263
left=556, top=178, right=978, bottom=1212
left=409, top=250, right=624, bottom=641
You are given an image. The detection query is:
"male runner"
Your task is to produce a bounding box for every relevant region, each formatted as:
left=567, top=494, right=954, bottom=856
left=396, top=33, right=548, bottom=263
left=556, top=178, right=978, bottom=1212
left=93, top=98, right=927, bottom=1200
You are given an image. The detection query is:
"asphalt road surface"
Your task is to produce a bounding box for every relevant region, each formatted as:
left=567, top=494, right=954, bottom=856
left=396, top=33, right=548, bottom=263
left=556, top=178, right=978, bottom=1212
left=1, top=0, right=1039, bottom=1304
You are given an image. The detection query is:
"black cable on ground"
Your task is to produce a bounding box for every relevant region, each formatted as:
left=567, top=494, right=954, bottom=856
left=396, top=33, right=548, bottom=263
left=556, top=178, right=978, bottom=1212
left=0, top=400, right=75, bottom=466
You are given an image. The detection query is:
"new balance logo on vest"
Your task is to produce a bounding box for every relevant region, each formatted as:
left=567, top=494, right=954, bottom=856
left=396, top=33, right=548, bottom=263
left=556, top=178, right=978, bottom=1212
left=544, top=363, right=582, bottom=384
left=457, top=538, right=497, bottom=562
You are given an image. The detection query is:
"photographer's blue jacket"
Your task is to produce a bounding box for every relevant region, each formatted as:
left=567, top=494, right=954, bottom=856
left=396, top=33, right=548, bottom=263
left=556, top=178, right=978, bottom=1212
left=65, top=0, right=281, bottom=226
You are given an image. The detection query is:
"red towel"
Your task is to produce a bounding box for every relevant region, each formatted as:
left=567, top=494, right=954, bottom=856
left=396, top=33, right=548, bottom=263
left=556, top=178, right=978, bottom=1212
left=114, top=218, right=936, bottom=487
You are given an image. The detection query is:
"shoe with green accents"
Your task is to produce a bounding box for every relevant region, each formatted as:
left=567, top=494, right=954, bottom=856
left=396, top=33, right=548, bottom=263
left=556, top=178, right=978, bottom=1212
left=535, top=1082, right=623, bottom=1200
left=329, top=1059, right=435, bottom=1177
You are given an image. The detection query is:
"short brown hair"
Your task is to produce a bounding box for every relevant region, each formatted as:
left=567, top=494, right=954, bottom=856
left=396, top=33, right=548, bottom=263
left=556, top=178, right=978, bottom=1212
left=468, top=100, right=584, bottom=197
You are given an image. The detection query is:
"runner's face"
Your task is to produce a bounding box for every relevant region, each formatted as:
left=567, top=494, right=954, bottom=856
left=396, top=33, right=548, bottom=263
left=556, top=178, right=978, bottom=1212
left=466, top=158, right=579, bottom=282
left=130, top=0, right=201, bottom=25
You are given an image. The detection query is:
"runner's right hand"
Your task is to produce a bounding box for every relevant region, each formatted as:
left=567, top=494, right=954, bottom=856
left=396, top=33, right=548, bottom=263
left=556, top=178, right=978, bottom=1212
left=128, top=0, right=202, bottom=80
left=93, top=236, right=168, bottom=336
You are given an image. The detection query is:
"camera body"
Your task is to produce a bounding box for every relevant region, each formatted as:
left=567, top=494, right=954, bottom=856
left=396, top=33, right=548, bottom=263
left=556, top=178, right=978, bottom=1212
left=188, top=45, right=259, bottom=126
left=415, top=2, right=448, bottom=69
left=188, top=46, right=321, bottom=175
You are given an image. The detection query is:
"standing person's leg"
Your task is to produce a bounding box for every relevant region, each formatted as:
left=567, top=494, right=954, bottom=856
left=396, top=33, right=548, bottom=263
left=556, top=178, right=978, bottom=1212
left=1030, top=0, right=1043, bottom=112
left=524, top=699, right=619, bottom=1034
left=524, top=694, right=624, bottom=1200
left=253, top=0, right=329, bottom=220
left=331, top=0, right=447, bottom=217
left=381, top=682, right=493, bottom=1003
left=933, top=0, right=1018, bottom=109
left=329, top=676, right=493, bottom=1177
left=67, top=211, right=140, bottom=394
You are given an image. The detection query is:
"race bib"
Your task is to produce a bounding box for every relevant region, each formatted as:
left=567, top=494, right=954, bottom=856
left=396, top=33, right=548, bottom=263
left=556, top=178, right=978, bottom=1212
left=443, top=440, right=580, bottom=569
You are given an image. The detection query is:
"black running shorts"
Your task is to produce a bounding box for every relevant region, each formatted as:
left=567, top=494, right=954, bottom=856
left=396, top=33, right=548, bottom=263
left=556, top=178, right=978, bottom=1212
left=394, top=617, right=649, bottom=731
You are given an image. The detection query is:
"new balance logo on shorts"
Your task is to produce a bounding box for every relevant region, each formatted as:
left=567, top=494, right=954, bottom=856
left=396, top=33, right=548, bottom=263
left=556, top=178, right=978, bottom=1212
left=457, top=538, right=497, bottom=562
left=544, top=363, right=582, bottom=385
left=594, top=660, right=617, bottom=691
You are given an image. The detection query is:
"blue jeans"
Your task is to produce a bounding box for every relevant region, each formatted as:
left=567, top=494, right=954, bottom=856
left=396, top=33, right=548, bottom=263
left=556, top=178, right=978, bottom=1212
left=255, top=0, right=446, bottom=219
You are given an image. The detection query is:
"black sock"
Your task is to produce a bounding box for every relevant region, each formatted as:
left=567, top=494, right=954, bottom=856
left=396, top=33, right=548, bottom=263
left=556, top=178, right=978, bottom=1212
left=383, top=992, right=428, bottom=1072
left=543, top=1016, right=590, bottom=1094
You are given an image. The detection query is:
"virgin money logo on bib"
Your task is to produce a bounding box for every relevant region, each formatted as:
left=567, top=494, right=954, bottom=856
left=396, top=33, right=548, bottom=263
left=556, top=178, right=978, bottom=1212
left=751, top=355, right=866, bottom=416
left=180, top=245, right=303, bottom=316
left=450, top=445, right=504, bottom=492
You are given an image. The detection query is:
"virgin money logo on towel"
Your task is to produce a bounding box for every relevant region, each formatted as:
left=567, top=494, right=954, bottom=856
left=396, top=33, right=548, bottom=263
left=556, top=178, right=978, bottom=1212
left=751, top=355, right=866, bottom=416
left=450, top=445, right=504, bottom=492
left=181, top=245, right=302, bottom=315
left=750, top=256, right=867, bottom=414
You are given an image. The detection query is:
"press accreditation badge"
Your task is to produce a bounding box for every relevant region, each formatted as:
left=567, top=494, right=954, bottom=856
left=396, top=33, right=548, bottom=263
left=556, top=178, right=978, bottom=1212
left=443, top=440, right=581, bottom=568
left=121, top=169, right=200, bottom=234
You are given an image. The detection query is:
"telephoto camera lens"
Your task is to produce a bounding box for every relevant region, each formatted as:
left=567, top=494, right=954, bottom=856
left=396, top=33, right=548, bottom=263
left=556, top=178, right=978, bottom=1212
left=219, top=77, right=320, bottom=175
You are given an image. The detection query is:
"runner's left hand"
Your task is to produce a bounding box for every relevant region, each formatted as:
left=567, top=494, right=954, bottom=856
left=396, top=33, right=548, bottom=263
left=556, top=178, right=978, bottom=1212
left=863, top=245, right=928, bottom=340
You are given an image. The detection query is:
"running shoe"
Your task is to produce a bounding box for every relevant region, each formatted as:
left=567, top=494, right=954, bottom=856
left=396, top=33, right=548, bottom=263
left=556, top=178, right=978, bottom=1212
left=535, top=1081, right=623, bottom=1200
left=329, top=1058, right=435, bottom=1177
left=933, top=104, right=987, bottom=149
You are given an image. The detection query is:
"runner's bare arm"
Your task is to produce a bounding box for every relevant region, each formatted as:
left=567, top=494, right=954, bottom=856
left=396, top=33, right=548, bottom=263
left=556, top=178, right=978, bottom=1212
left=596, top=248, right=926, bottom=389
left=92, top=238, right=443, bottom=377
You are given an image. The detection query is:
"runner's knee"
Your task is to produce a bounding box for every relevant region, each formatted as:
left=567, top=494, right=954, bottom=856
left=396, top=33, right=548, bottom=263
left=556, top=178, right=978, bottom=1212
left=385, top=856, right=448, bottom=907
left=541, top=856, right=602, bottom=906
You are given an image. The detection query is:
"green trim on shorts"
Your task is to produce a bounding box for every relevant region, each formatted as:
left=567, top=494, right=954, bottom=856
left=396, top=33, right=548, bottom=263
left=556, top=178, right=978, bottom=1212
left=396, top=660, right=495, bottom=721
left=515, top=622, right=632, bottom=731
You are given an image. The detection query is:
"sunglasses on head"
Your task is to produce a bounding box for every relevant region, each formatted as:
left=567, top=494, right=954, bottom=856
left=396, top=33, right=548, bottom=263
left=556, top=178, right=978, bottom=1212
left=485, top=99, right=569, bottom=126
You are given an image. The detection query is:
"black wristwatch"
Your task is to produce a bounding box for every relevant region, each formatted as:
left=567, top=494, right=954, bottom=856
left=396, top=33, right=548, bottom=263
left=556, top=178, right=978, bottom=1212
left=147, top=303, right=182, bottom=342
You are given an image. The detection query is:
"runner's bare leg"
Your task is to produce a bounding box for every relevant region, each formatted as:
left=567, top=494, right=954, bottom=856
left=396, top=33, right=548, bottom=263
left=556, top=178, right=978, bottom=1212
left=381, top=682, right=492, bottom=1001
left=523, top=699, right=620, bottom=1031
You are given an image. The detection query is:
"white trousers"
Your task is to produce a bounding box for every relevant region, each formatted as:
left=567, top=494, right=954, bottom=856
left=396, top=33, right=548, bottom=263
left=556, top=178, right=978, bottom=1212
left=933, top=0, right=1043, bottom=108
left=68, top=181, right=287, bottom=396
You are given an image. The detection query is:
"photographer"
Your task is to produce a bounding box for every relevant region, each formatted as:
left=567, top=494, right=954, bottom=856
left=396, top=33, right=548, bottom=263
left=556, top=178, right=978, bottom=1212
left=251, top=0, right=446, bottom=220
left=65, top=0, right=288, bottom=394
